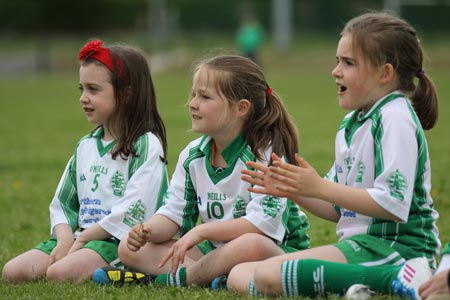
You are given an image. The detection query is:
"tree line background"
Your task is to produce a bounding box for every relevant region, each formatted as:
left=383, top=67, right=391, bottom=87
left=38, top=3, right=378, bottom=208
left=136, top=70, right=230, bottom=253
left=1, top=0, right=449, bottom=34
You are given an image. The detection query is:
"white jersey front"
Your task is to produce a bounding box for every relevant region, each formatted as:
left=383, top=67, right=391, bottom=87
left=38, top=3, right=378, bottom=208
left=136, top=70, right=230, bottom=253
left=156, top=134, right=310, bottom=249
left=326, top=92, right=440, bottom=258
left=49, top=127, right=168, bottom=240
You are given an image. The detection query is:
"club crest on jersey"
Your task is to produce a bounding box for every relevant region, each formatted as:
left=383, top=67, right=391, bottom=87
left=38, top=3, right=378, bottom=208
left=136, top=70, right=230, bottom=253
left=233, top=197, right=247, bottom=218
left=387, top=169, right=407, bottom=201
left=261, top=196, right=282, bottom=218
left=111, top=170, right=125, bottom=197
left=123, top=199, right=145, bottom=227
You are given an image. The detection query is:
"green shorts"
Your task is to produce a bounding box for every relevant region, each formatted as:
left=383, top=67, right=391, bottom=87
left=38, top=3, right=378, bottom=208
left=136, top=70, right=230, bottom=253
left=334, top=234, right=418, bottom=267
left=197, top=239, right=300, bottom=255
left=35, top=238, right=121, bottom=267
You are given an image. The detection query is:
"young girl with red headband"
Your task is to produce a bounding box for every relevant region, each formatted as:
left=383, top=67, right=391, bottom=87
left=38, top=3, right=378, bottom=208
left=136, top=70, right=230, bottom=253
left=93, top=54, right=311, bottom=288
left=2, top=40, right=169, bottom=283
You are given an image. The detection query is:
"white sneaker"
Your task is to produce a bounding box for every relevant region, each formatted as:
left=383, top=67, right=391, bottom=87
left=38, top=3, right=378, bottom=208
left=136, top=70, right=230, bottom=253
left=345, top=284, right=375, bottom=300
left=391, top=257, right=432, bottom=300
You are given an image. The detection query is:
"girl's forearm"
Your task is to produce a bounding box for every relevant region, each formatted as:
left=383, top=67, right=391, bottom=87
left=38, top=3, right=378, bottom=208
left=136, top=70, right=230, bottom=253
left=319, top=180, right=400, bottom=221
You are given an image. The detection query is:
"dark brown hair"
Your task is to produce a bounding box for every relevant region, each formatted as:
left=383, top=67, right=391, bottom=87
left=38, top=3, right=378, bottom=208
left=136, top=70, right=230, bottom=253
left=342, top=12, right=438, bottom=130
left=193, top=54, right=299, bottom=164
left=82, top=44, right=167, bottom=162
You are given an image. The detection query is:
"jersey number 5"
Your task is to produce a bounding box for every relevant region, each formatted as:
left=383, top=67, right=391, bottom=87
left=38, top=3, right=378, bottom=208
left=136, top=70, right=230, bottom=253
left=91, top=173, right=100, bottom=192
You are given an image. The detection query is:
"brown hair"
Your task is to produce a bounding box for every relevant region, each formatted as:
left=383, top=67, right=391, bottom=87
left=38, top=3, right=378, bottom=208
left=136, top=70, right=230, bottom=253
left=193, top=54, right=299, bottom=164
left=82, top=44, right=167, bottom=162
left=342, top=12, right=438, bottom=130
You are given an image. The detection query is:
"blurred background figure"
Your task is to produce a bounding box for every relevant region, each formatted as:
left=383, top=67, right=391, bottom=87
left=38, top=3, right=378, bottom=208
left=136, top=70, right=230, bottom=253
left=236, top=11, right=265, bottom=65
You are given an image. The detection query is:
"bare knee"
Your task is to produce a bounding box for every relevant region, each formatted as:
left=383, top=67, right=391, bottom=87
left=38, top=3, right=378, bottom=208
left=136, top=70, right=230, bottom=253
left=227, top=262, right=255, bottom=293
left=46, top=264, right=69, bottom=282
left=2, top=261, right=21, bottom=283
left=2, top=258, right=46, bottom=283
left=227, top=233, right=282, bottom=261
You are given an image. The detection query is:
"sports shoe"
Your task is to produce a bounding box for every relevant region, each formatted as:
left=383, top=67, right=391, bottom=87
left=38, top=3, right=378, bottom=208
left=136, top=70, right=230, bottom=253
left=345, top=284, right=375, bottom=300
left=391, top=257, right=432, bottom=300
left=93, top=266, right=155, bottom=285
left=211, top=275, right=228, bottom=290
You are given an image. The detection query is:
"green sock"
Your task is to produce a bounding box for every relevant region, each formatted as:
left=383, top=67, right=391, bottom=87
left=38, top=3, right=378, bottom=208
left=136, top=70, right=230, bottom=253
left=281, top=259, right=401, bottom=297
left=155, top=267, right=187, bottom=287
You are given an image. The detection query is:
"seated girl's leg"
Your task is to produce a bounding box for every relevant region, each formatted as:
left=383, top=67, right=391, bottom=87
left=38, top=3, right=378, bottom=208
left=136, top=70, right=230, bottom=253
left=2, top=249, right=50, bottom=283
left=118, top=238, right=204, bottom=275
left=184, top=232, right=285, bottom=286
left=228, top=244, right=346, bottom=294
left=230, top=237, right=432, bottom=299
left=46, top=248, right=108, bottom=283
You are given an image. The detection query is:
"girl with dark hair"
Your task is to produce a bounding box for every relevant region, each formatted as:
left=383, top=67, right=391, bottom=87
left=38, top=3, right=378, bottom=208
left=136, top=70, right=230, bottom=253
left=2, top=39, right=168, bottom=283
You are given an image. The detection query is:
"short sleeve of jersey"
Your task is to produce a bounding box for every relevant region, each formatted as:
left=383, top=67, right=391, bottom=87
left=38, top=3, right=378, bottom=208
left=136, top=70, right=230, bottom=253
left=242, top=148, right=298, bottom=243
left=365, top=100, right=418, bottom=222
left=49, top=153, right=79, bottom=235
left=155, top=143, right=199, bottom=234
left=98, top=133, right=168, bottom=240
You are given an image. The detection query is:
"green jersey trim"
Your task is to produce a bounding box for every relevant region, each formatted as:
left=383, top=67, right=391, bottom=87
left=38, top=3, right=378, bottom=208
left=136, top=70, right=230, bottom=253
left=341, top=94, right=402, bottom=147
left=56, top=154, right=79, bottom=232
left=180, top=144, right=203, bottom=234
left=92, top=127, right=116, bottom=157
left=129, top=134, right=149, bottom=177
left=201, top=134, right=249, bottom=184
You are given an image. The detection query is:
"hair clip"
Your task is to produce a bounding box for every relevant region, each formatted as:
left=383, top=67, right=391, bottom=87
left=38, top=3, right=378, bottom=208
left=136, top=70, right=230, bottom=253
left=417, top=69, right=425, bottom=78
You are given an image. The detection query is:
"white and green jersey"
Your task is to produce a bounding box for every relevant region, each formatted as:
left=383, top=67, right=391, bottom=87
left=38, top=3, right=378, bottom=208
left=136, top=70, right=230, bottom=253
left=326, top=92, right=440, bottom=258
left=49, top=127, right=168, bottom=240
left=156, top=134, right=310, bottom=250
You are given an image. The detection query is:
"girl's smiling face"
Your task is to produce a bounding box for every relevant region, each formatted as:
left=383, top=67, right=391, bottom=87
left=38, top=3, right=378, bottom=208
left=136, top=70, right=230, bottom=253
left=188, top=67, right=244, bottom=143
left=331, top=34, right=387, bottom=113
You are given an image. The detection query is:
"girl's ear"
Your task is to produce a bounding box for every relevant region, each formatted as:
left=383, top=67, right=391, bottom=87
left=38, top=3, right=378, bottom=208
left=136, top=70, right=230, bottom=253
left=238, top=99, right=251, bottom=116
left=380, top=63, right=395, bottom=84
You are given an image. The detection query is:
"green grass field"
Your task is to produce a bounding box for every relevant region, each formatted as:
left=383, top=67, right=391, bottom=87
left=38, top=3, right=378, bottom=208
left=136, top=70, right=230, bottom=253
left=0, top=35, right=449, bottom=299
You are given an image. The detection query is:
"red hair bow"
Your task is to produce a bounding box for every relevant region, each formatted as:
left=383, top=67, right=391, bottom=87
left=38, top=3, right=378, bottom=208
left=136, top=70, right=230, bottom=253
left=79, top=39, right=103, bottom=61
left=78, top=39, right=121, bottom=76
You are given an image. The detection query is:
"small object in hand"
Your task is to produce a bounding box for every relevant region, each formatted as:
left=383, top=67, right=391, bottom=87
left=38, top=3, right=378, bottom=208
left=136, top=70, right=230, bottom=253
left=139, top=222, right=150, bottom=237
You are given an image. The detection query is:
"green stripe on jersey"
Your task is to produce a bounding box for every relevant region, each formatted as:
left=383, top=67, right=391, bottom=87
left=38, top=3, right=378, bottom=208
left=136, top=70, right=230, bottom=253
left=57, top=155, right=79, bottom=232
left=128, top=134, right=149, bottom=177
left=179, top=144, right=203, bottom=234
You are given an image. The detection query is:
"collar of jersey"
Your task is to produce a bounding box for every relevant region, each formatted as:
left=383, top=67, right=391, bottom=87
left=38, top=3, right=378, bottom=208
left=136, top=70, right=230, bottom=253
left=341, top=92, right=404, bottom=147
left=199, top=133, right=247, bottom=183
left=355, top=91, right=404, bottom=122
left=91, top=126, right=116, bottom=157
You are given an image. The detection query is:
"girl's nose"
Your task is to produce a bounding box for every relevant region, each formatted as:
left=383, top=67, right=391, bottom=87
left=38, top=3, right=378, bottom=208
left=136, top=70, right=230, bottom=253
left=189, top=96, right=199, bottom=109
left=331, top=65, right=340, bottom=78
left=80, top=92, right=89, bottom=104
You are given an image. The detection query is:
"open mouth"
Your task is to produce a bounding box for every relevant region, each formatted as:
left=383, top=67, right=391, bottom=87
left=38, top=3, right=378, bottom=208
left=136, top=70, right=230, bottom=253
left=339, top=85, right=347, bottom=93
